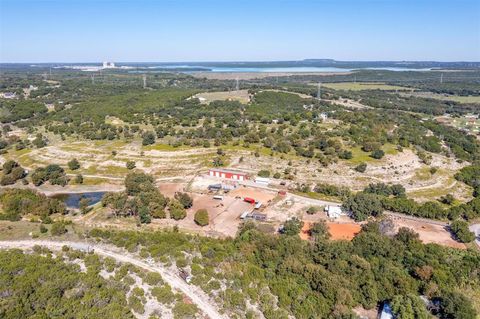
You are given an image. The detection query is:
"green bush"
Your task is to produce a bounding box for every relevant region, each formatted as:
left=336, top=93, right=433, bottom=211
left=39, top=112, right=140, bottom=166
left=194, top=209, right=209, bottom=226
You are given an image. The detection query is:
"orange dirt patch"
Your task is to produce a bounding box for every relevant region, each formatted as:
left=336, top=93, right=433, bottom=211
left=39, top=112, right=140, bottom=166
left=299, top=221, right=361, bottom=241
left=327, top=222, right=362, bottom=241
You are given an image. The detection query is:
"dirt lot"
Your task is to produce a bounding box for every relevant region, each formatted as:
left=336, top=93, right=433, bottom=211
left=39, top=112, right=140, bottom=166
left=300, top=220, right=361, bottom=241
left=158, top=182, right=187, bottom=197
left=328, top=222, right=362, bottom=240
left=192, top=90, right=250, bottom=104
left=229, top=186, right=277, bottom=203
left=392, top=217, right=465, bottom=249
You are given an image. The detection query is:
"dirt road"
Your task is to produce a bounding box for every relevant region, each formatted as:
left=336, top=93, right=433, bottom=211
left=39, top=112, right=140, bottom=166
left=0, top=240, right=226, bottom=319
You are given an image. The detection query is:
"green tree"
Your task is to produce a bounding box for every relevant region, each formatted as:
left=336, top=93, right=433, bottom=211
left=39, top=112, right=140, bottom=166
left=439, top=291, right=476, bottom=319
left=142, top=131, right=156, bottom=146
left=370, top=149, right=385, bottom=159
left=282, top=217, right=304, bottom=236
left=194, top=209, right=209, bottom=226
left=126, top=161, right=136, bottom=170
left=169, top=200, right=187, bottom=220
left=310, top=220, right=330, bottom=241
left=450, top=220, right=475, bottom=243
left=175, top=192, right=193, bottom=208
left=391, top=294, right=430, bottom=319
left=342, top=192, right=383, bottom=222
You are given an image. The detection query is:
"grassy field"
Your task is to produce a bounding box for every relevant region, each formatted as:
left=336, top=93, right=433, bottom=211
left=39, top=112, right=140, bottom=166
left=322, top=82, right=411, bottom=91
left=407, top=92, right=480, bottom=104
left=347, top=143, right=399, bottom=164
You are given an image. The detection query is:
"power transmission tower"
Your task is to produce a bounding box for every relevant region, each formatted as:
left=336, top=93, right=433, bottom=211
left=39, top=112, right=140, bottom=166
left=143, top=74, right=147, bottom=89
left=317, top=82, right=322, bottom=100
left=354, top=75, right=356, bottom=83
left=91, top=74, right=95, bottom=85
left=235, top=77, right=239, bottom=91
left=440, top=73, right=443, bottom=84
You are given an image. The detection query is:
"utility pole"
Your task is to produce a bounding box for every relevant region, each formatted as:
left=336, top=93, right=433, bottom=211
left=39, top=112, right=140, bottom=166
left=143, top=74, right=147, bottom=89
left=317, top=82, right=322, bottom=100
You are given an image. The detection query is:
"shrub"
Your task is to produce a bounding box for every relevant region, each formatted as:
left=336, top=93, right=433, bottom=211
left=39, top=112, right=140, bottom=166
left=370, top=149, right=385, bottom=159
left=142, top=131, right=156, bottom=146
left=51, top=222, right=67, bottom=236
left=67, top=158, right=80, bottom=170
left=354, top=163, right=367, bottom=173
left=39, top=225, right=48, bottom=234
left=75, top=174, right=83, bottom=184
left=258, top=170, right=270, bottom=178
left=126, top=161, right=136, bottom=170
left=194, top=209, right=209, bottom=226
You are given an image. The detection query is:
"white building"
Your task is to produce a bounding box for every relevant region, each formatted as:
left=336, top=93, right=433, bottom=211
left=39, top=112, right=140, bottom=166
left=102, top=61, right=115, bottom=69
left=254, top=177, right=270, bottom=186
left=325, top=205, right=343, bottom=219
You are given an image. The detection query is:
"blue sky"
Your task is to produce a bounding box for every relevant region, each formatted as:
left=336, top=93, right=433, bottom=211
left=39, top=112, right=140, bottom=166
left=0, top=0, right=479, bottom=62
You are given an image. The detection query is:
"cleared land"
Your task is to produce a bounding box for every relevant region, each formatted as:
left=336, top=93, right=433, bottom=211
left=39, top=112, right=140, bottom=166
left=4, top=135, right=470, bottom=204
left=192, top=90, right=250, bottom=104
left=403, top=91, right=480, bottom=103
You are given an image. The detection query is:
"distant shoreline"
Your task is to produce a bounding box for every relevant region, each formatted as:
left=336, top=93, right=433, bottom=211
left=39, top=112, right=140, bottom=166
left=190, top=71, right=354, bottom=80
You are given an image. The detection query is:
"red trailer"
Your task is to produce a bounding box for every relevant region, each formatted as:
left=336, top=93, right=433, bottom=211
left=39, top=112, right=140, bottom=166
left=243, top=197, right=255, bottom=204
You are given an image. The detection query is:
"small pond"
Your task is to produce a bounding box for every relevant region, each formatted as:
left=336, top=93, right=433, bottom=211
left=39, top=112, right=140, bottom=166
left=51, top=191, right=106, bottom=209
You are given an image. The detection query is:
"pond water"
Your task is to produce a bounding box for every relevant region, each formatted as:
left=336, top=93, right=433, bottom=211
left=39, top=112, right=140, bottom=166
left=51, top=191, right=106, bottom=209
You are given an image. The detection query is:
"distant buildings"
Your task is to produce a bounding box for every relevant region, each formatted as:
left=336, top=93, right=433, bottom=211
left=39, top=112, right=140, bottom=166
left=102, top=61, right=115, bottom=69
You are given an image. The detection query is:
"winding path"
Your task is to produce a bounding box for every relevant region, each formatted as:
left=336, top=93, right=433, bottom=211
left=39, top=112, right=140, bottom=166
left=0, top=240, right=225, bottom=319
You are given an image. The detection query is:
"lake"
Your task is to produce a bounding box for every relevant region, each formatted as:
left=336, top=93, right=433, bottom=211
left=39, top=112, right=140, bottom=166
left=51, top=191, right=106, bottom=209
left=142, top=65, right=433, bottom=73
